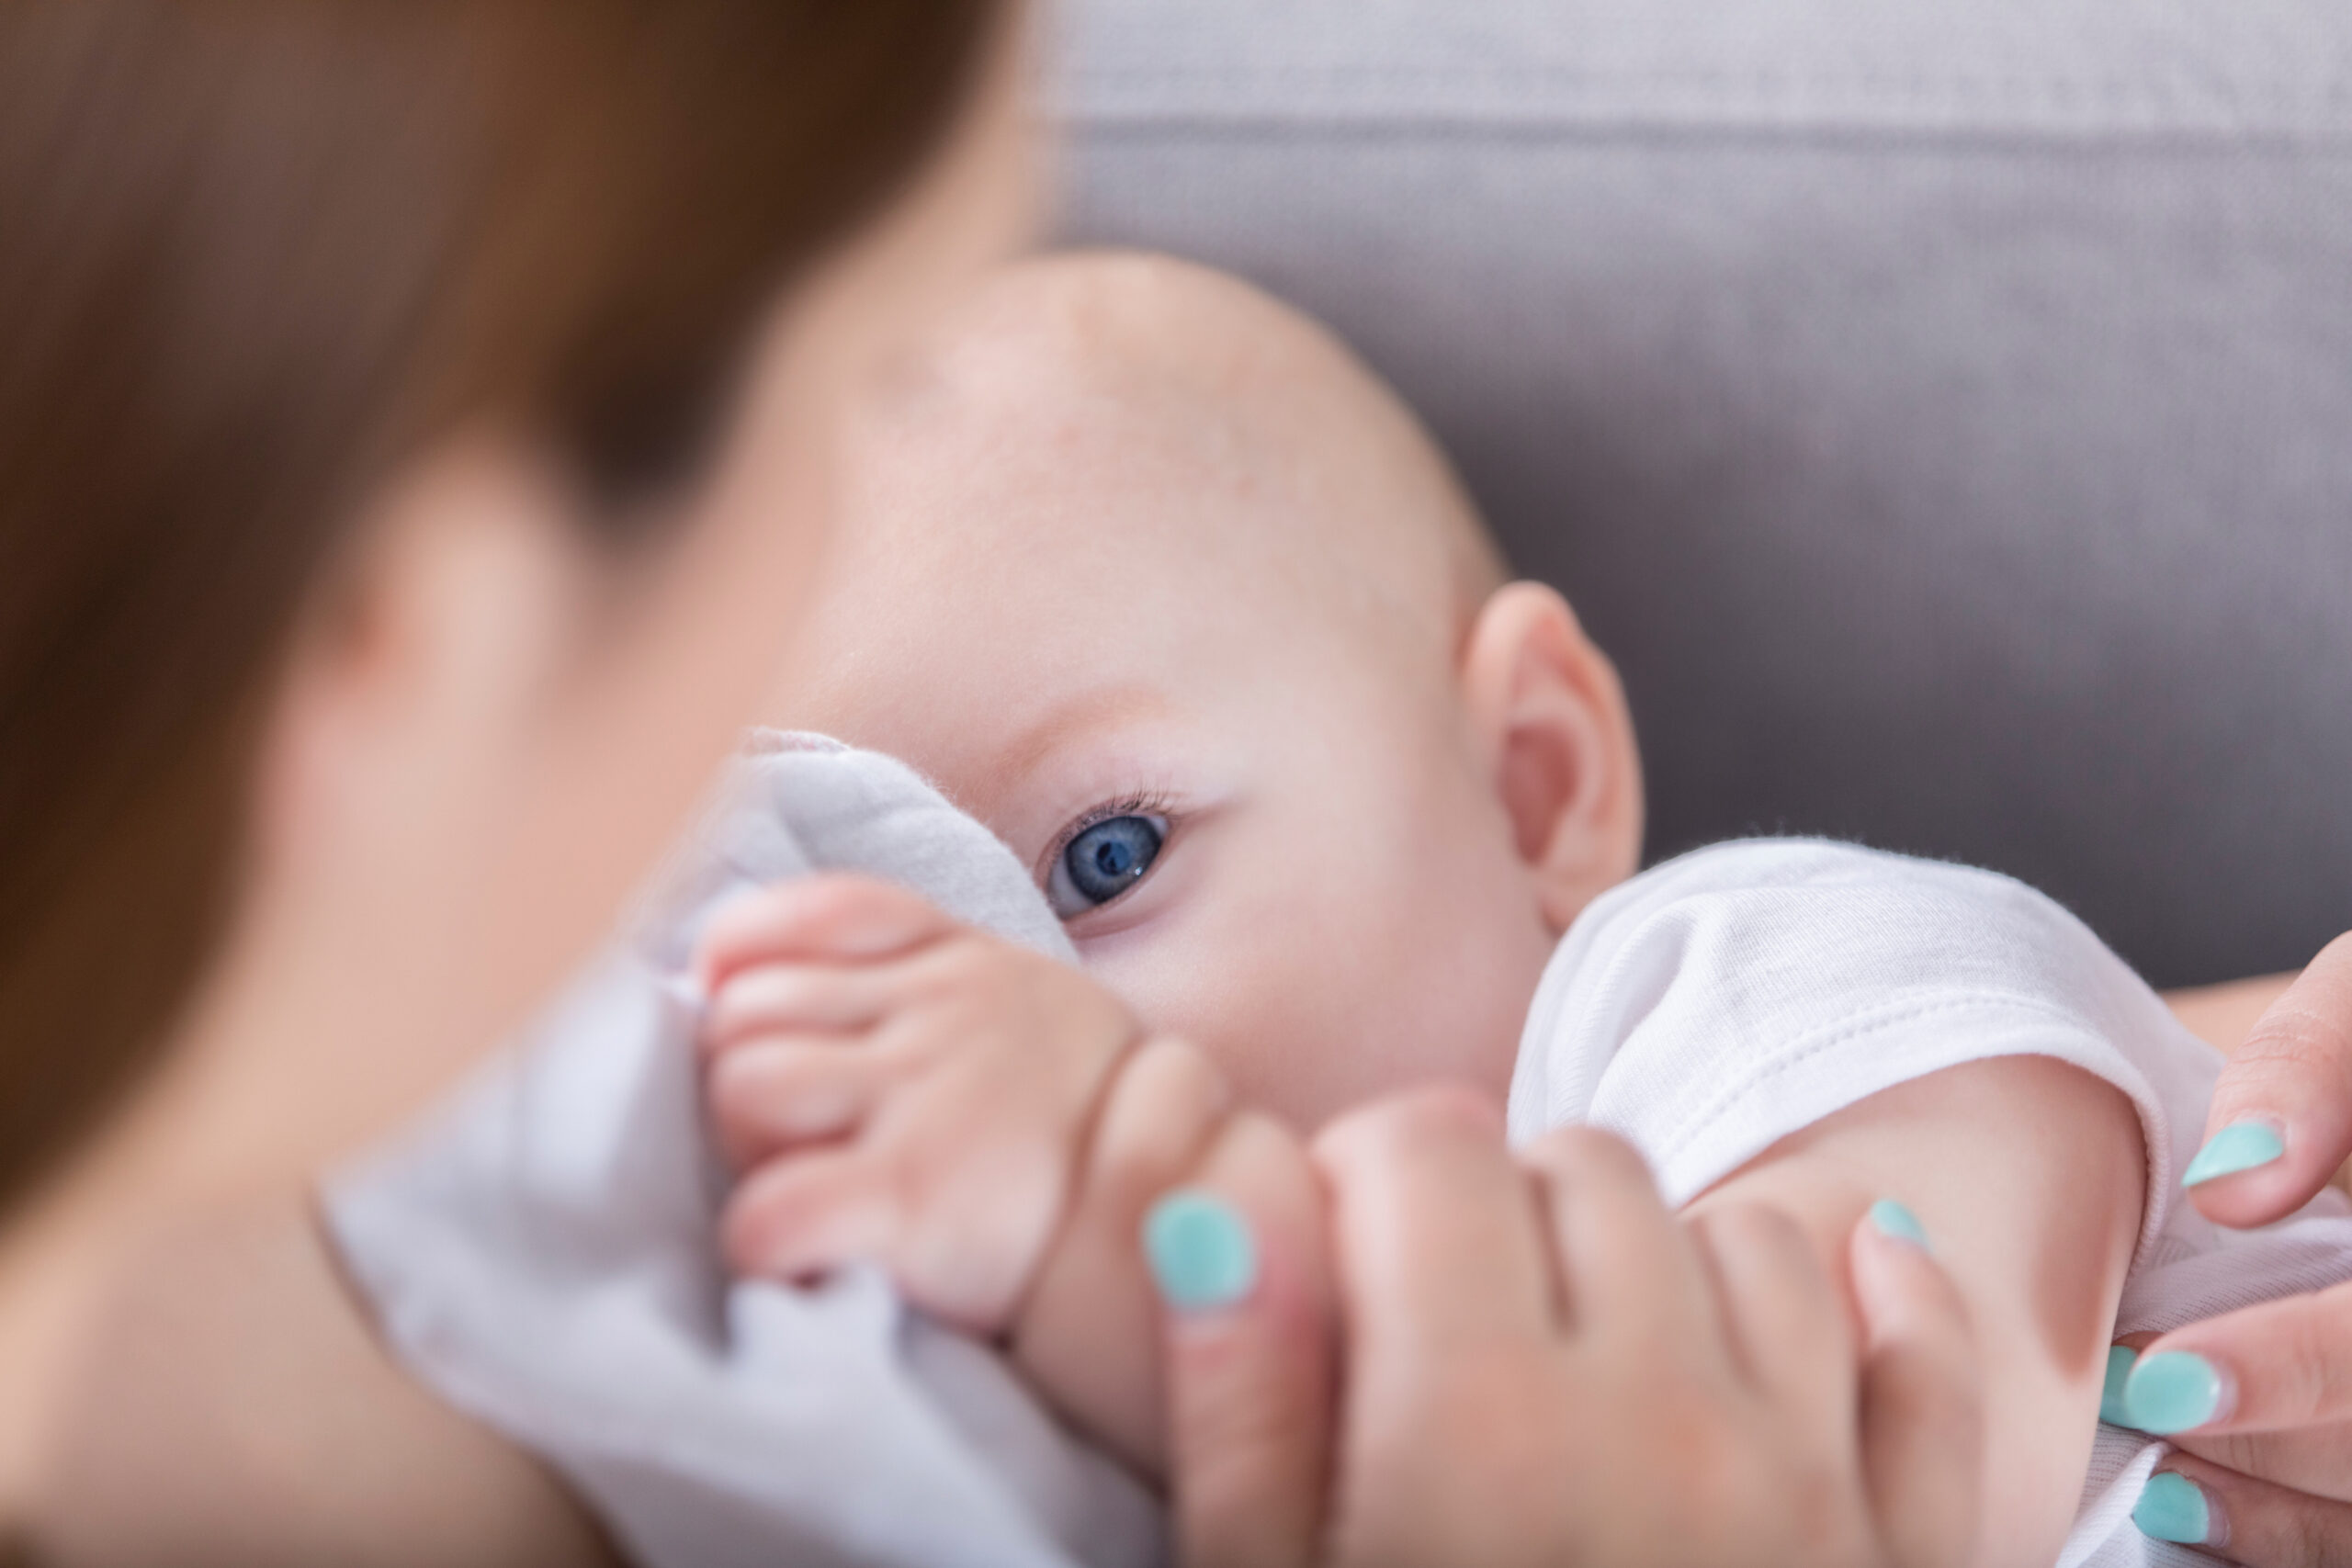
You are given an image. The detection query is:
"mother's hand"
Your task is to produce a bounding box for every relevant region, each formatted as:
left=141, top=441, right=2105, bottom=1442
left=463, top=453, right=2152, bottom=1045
left=2116, top=934, right=2352, bottom=1564
left=1152, top=1089, right=1984, bottom=1568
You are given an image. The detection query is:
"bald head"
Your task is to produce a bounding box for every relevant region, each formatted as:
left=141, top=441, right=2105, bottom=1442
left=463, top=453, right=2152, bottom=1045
left=837, top=251, right=1507, bottom=669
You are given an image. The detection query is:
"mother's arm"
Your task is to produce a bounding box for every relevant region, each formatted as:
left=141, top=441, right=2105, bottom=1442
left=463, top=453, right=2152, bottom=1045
left=33, top=1195, right=617, bottom=1568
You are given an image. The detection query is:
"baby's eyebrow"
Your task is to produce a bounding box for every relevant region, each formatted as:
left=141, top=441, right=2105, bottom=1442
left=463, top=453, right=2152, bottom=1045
left=991, top=683, right=1178, bottom=799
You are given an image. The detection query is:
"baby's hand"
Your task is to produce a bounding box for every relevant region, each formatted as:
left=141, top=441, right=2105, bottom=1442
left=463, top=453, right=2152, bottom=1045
left=695, top=875, right=1140, bottom=1333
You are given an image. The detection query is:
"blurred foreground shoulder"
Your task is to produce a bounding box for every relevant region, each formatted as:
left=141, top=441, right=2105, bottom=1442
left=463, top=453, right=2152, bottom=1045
left=33, top=1194, right=619, bottom=1568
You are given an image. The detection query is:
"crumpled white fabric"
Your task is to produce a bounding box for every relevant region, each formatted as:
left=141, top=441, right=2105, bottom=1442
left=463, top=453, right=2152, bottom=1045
left=326, top=733, right=1164, bottom=1568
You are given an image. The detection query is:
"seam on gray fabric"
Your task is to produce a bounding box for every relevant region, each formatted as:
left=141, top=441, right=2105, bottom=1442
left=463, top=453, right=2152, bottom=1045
left=1044, top=111, right=2352, bottom=155
left=1065, top=63, right=2351, bottom=91
left=1057, top=63, right=2352, bottom=108
left=1047, top=65, right=2352, bottom=145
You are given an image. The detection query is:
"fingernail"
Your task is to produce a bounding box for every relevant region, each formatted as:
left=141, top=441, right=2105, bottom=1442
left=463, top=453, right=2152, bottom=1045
left=2099, top=1346, right=2139, bottom=1426
left=2132, top=1472, right=2217, bottom=1546
left=1144, top=1190, right=1258, bottom=1313
left=2183, top=1120, right=2286, bottom=1188
left=1867, top=1198, right=1930, bottom=1251
left=2122, top=1349, right=2232, bottom=1434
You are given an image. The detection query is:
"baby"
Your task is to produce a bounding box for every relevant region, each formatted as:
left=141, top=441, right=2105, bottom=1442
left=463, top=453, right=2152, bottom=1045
left=694, top=253, right=2352, bottom=1564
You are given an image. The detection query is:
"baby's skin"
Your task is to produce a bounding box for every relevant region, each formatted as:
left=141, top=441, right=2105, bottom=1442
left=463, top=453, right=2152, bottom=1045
left=696, top=253, right=2145, bottom=1564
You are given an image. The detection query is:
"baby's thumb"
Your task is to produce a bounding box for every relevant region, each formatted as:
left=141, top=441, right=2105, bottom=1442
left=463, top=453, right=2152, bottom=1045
left=1850, top=1204, right=1983, bottom=1568
left=2189, top=933, right=2352, bottom=1230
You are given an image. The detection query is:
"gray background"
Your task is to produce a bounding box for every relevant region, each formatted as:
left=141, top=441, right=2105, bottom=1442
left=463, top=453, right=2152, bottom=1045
left=1046, top=0, right=2352, bottom=987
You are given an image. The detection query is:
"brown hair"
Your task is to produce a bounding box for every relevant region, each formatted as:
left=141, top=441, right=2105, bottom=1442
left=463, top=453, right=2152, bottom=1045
left=0, top=0, right=1000, bottom=1216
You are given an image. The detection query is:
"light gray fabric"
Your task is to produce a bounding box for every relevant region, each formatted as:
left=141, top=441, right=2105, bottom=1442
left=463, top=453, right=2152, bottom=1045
left=328, top=735, right=1160, bottom=1568
left=1045, top=0, right=2352, bottom=986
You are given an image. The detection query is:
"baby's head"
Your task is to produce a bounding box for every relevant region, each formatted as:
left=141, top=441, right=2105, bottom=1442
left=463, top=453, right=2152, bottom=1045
left=775, top=253, right=1643, bottom=1126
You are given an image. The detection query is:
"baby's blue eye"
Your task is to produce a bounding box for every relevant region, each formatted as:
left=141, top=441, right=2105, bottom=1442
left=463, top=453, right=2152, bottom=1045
left=1047, top=813, right=1167, bottom=918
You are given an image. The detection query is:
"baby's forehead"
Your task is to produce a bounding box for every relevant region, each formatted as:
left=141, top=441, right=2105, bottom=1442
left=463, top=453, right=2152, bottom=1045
left=860, top=266, right=1302, bottom=491
left=788, top=254, right=1506, bottom=753
left=849, top=255, right=1471, bottom=583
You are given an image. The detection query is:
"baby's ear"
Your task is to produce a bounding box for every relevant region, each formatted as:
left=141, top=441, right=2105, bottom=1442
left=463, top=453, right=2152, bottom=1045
left=1459, top=581, right=1644, bottom=931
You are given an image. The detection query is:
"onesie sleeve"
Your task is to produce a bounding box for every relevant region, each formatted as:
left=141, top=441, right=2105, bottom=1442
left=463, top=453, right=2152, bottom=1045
left=1504, top=839, right=2218, bottom=1269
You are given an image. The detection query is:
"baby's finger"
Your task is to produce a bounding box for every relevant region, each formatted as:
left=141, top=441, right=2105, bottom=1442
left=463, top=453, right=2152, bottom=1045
left=1690, top=1201, right=1853, bottom=1438
left=1850, top=1206, right=1983, bottom=1568
left=703, top=961, right=901, bottom=1050
left=1083, top=1038, right=1234, bottom=1204
left=1045, top=1040, right=1236, bottom=1309
left=707, top=1039, right=885, bottom=1168
left=2132, top=1453, right=2352, bottom=1565
left=695, top=874, right=956, bottom=991
left=1522, top=1124, right=1713, bottom=1348
left=719, top=1148, right=898, bottom=1282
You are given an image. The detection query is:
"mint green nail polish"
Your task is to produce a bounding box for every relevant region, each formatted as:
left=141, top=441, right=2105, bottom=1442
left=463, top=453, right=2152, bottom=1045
left=2183, top=1121, right=2285, bottom=1188
left=2122, top=1350, right=2228, bottom=1434
left=2132, top=1472, right=2212, bottom=1545
left=1145, top=1190, right=1258, bottom=1312
left=1868, top=1198, right=1929, bottom=1250
left=2100, top=1346, right=2139, bottom=1427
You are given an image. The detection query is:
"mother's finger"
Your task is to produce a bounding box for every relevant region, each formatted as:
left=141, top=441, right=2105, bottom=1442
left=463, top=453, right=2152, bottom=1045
left=2170, top=1423, right=2352, bottom=1506
left=1313, top=1087, right=1555, bottom=1354
left=1850, top=1207, right=1983, bottom=1568
left=2121, top=1280, right=2352, bottom=1436
left=2190, top=932, right=2352, bottom=1230
left=1521, top=1124, right=1711, bottom=1343
left=1155, top=1111, right=1334, bottom=1568
left=2134, top=1454, right=2352, bottom=1566
left=1691, top=1201, right=1852, bottom=1436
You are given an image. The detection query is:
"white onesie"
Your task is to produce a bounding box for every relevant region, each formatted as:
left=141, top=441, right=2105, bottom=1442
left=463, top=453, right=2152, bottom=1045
left=330, top=743, right=2352, bottom=1568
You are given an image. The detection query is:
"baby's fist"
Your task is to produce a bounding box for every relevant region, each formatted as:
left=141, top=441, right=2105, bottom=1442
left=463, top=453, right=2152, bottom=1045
left=695, top=875, right=1139, bottom=1333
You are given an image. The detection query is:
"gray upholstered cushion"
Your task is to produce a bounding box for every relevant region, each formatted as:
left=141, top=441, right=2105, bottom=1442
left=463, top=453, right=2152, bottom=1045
left=1045, top=0, right=2352, bottom=987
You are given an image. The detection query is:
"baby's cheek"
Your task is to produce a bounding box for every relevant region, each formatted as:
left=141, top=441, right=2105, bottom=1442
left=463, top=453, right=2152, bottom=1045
left=1126, top=928, right=1507, bottom=1132
left=1347, top=955, right=1524, bottom=1111
left=1080, top=941, right=1308, bottom=1128
left=1078, top=772, right=1542, bottom=1128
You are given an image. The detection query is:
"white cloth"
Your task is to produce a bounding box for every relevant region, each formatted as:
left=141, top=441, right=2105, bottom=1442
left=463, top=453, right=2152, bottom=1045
left=1509, top=839, right=2352, bottom=1568
left=328, top=734, right=1163, bottom=1568
left=333, top=742, right=2350, bottom=1568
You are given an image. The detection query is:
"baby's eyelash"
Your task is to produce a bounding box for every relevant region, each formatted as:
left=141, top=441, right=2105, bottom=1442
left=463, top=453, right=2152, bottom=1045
left=1038, top=790, right=1178, bottom=882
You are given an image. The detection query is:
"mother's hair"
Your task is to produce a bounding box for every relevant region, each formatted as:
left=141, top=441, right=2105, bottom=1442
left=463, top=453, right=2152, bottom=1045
left=0, top=0, right=998, bottom=1216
